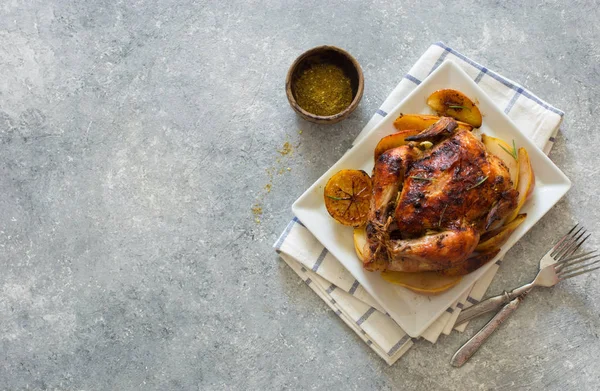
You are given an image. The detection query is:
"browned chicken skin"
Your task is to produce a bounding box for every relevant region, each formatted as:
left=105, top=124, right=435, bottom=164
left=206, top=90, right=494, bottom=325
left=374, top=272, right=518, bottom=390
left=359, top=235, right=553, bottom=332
left=364, top=117, right=518, bottom=272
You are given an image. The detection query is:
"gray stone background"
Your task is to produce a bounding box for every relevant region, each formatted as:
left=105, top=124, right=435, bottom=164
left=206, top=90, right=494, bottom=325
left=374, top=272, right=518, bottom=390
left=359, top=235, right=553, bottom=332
left=1, top=0, right=599, bottom=389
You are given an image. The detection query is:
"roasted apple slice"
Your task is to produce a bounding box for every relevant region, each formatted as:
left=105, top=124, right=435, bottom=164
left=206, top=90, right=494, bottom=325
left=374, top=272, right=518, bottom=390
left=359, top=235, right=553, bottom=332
left=482, top=134, right=520, bottom=189
left=426, top=89, right=482, bottom=128
left=476, top=214, right=527, bottom=253
left=393, top=114, right=473, bottom=133
left=374, top=129, right=422, bottom=160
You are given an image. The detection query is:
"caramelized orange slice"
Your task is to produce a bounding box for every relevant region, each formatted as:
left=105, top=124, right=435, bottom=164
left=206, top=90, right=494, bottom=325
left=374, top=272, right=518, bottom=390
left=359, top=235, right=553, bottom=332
left=324, top=169, right=372, bottom=227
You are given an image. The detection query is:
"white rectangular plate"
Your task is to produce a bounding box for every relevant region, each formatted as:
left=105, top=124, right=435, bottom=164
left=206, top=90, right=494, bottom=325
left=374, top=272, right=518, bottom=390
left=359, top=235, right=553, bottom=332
left=292, top=61, right=571, bottom=337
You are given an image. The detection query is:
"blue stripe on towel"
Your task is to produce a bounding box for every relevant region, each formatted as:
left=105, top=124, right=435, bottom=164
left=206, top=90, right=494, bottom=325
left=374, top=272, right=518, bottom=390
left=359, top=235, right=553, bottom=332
left=376, top=109, right=388, bottom=117
left=348, top=280, right=360, bottom=295
left=292, top=216, right=305, bottom=227
left=429, top=49, right=451, bottom=75
left=312, top=248, right=328, bottom=272
left=404, top=74, right=422, bottom=85
left=467, top=296, right=479, bottom=305
left=356, top=307, right=376, bottom=326
left=433, top=42, right=564, bottom=117
left=504, top=91, right=521, bottom=114
left=474, top=67, right=488, bottom=84
left=273, top=218, right=297, bottom=250
left=388, top=334, right=411, bottom=356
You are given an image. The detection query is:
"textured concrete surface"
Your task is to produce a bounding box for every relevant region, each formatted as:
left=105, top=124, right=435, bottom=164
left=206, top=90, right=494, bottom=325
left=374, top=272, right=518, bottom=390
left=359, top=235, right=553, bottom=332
left=1, top=0, right=600, bottom=389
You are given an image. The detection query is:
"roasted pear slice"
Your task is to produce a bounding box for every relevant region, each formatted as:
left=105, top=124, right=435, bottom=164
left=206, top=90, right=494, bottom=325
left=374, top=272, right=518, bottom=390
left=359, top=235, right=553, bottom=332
left=426, top=89, right=482, bottom=128
left=393, top=113, right=473, bottom=132
left=482, top=134, right=520, bottom=189
left=374, top=129, right=422, bottom=161
left=505, top=148, right=535, bottom=223
left=476, top=214, right=527, bottom=253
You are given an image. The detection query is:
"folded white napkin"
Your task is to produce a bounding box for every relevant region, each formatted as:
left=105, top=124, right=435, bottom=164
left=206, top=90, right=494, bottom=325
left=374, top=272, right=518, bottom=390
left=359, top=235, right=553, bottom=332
left=274, top=42, right=564, bottom=365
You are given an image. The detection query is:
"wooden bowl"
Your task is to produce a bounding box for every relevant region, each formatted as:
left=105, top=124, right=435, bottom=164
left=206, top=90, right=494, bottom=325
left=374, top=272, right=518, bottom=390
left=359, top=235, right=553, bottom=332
left=286, top=46, right=364, bottom=124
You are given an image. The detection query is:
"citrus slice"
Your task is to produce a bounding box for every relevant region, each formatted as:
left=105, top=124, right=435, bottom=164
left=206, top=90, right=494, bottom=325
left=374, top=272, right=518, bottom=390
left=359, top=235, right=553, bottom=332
left=381, top=270, right=462, bottom=295
left=324, top=169, right=372, bottom=227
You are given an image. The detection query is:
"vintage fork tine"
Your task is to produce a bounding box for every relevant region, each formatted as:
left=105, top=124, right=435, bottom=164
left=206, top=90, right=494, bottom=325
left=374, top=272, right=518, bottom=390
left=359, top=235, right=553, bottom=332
left=551, top=225, right=583, bottom=257
left=554, top=228, right=587, bottom=260
left=555, top=250, right=598, bottom=270
left=552, top=227, right=579, bottom=252
left=558, top=233, right=591, bottom=261
left=550, top=224, right=579, bottom=256
left=558, top=256, right=600, bottom=276
left=559, top=265, right=600, bottom=281
left=555, top=228, right=586, bottom=259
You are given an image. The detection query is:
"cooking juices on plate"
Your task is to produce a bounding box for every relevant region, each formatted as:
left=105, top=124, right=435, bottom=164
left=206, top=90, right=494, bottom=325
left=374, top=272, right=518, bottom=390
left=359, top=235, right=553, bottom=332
left=324, top=89, right=535, bottom=295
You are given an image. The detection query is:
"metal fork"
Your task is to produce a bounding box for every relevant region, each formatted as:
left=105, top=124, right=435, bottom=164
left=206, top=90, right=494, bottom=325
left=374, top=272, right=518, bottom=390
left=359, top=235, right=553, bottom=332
left=455, top=224, right=599, bottom=326
left=451, top=225, right=599, bottom=367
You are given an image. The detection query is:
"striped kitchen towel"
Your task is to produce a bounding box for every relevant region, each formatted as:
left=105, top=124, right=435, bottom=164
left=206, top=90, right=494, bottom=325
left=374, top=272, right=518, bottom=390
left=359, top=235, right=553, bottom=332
left=274, top=41, right=564, bottom=365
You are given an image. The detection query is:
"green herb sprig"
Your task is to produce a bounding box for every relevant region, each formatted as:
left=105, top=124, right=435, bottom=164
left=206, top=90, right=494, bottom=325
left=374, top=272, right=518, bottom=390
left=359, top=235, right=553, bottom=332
left=438, top=205, right=448, bottom=227
left=409, top=176, right=435, bottom=182
left=467, top=176, right=489, bottom=190
left=499, top=139, right=518, bottom=160
left=448, top=105, right=470, bottom=111
left=326, top=195, right=350, bottom=201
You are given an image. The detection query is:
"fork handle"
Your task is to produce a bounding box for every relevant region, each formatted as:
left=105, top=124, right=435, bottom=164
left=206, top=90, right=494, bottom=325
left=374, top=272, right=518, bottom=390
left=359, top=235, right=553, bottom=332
left=451, top=297, right=522, bottom=367
left=455, top=282, right=534, bottom=326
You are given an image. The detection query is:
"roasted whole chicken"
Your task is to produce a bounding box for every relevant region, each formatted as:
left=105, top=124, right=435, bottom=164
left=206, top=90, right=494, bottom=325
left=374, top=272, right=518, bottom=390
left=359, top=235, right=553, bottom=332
left=364, top=117, right=518, bottom=273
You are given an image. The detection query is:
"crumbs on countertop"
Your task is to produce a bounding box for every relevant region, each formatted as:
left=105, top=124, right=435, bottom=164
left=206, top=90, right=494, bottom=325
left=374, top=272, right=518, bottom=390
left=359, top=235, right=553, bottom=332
left=278, top=141, right=293, bottom=155
left=252, top=204, right=263, bottom=224
left=251, top=139, right=298, bottom=224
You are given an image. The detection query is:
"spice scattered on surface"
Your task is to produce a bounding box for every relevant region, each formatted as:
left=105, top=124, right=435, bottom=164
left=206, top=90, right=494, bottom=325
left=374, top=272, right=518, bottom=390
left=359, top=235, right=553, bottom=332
left=279, top=141, right=293, bottom=155
left=298, top=130, right=303, bottom=135
left=294, top=63, right=353, bottom=116
left=252, top=141, right=296, bottom=224
left=252, top=204, right=263, bottom=216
